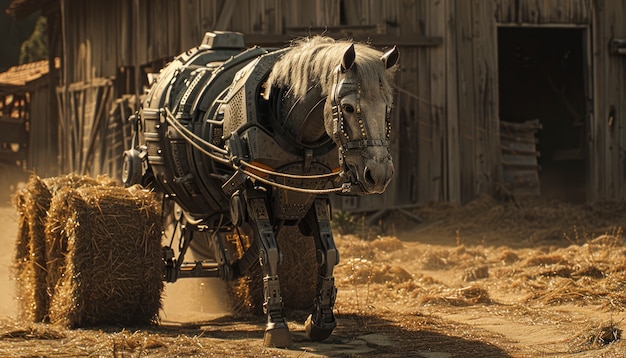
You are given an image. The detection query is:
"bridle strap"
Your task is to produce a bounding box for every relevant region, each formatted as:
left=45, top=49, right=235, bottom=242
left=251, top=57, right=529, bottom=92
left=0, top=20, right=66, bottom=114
left=329, top=66, right=392, bottom=156
left=344, top=139, right=390, bottom=149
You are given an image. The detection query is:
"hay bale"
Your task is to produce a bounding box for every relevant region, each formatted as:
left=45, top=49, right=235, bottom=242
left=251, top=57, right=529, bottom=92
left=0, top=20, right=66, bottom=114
left=225, top=226, right=317, bottom=316
left=48, top=185, right=163, bottom=327
left=12, top=191, right=33, bottom=321
left=12, top=192, right=30, bottom=268
left=223, top=228, right=257, bottom=315
left=42, top=173, right=116, bottom=194
left=15, top=176, right=52, bottom=322
left=43, top=175, right=118, bottom=307
left=44, top=187, right=80, bottom=306
left=12, top=174, right=118, bottom=323
left=277, top=226, right=317, bottom=311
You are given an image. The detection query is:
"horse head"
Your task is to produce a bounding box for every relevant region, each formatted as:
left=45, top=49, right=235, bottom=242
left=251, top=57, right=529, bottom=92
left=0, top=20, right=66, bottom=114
left=325, top=43, right=399, bottom=194
left=265, top=37, right=398, bottom=194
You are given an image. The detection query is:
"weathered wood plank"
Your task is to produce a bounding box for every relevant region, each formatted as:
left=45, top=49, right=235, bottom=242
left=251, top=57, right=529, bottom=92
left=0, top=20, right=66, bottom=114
left=394, top=0, right=420, bottom=205
left=29, top=87, right=58, bottom=176
left=280, top=0, right=297, bottom=29
left=472, top=0, right=500, bottom=197
left=455, top=0, right=476, bottom=202
left=342, top=0, right=367, bottom=25
left=317, top=0, right=340, bottom=27
left=415, top=0, right=433, bottom=203
left=244, top=33, right=442, bottom=48
left=167, top=0, right=181, bottom=55
left=215, top=0, right=237, bottom=30
left=445, top=0, right=461, bottom=203
left=428, top=0, right=446, bottom=202
left=179, top=0, right=199, bottom=50
left=591, top=0, right=626, bottom=200
left=494, top=0, right=592, bottom=24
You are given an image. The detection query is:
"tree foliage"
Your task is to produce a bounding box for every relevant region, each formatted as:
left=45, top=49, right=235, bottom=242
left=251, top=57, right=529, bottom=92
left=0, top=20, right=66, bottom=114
left=19, top=16, right=48, bottom=65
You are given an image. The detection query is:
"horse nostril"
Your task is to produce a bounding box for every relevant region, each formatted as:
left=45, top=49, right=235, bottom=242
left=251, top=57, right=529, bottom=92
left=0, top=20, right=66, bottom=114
left=363, top=167, right=376, bottom=186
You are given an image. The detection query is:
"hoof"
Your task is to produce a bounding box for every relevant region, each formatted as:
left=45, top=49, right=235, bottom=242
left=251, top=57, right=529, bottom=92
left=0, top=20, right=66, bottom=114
left=263, top=325, right=292, bottom=348
left=305, top=314, right=335, bottom=342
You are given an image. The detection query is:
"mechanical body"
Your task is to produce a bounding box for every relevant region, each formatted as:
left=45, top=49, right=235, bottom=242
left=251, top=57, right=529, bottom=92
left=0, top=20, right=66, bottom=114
left=123, top=31, right=398, bottom=347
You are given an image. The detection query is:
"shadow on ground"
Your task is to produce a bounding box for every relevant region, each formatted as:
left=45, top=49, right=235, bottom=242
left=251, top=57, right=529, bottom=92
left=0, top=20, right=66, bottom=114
left=155, top=312, right=513, bottom=357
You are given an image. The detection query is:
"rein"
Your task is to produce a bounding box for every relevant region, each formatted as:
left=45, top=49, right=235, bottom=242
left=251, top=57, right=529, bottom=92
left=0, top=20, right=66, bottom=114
left=162, top=107, right=348, bottom=193
left=161, top=60, right=393, bottom=195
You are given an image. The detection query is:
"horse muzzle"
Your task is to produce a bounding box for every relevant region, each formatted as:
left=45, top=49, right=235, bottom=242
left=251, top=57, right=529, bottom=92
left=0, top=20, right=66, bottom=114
left=343, top=148, right=394, bottom=194
left=361, top=160, right=394, bottom=194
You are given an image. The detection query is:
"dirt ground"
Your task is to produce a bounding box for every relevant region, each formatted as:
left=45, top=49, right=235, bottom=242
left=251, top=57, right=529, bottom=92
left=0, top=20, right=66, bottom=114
left=1, top=193, right=626, bottom=357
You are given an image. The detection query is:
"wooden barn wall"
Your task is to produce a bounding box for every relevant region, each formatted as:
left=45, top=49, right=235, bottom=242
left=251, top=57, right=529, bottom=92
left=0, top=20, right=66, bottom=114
left=29, top=84, right=58, bottom=177
left=590, top=0, right=626, bottom=201
left=58, top=0, right=461, bottom=209
left=392, top=0, right=448, bottom=206
left=64, top=0, right=127, bottom=82
left=63, top=0, right=179, bottom=82
left=56, top=0, right=542, bottom=208
left=61, top=0, right=348, bottom=82
left=493, top=0, right=592, bottom=24
left=329, top=0, right=499, bottom=207
left=452, top=1, right=500, bottom=204
left=50, top=0, right=626, bottom=206
left=492, top=0, right=626, bottom=202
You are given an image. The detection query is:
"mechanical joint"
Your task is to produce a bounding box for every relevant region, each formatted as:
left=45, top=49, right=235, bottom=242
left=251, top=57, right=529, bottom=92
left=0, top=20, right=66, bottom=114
left=263, top=275, right=284, bottom=315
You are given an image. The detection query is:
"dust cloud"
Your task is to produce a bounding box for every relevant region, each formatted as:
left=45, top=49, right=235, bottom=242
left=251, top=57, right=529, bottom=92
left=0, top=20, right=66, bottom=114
left=0, top=205, right=18, bottom=319
left=161, top=278, right=229, bottom=323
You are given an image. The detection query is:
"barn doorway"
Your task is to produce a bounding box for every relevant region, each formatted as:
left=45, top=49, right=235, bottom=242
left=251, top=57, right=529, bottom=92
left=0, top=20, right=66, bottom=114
left=498, top=27, right=589, bottom=203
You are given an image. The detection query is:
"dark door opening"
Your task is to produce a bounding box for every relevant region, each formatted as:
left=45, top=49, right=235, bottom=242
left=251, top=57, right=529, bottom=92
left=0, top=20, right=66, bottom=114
left=498, top=27, right=588, bottom=203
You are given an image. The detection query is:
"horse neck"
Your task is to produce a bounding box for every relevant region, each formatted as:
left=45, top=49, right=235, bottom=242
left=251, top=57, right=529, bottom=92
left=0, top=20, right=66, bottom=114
left=279, top=85, right=327, bottom=145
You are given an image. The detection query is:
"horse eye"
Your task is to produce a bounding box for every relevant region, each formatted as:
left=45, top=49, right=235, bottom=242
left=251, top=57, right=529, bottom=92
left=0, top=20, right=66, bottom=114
left=342, top=104, right=355, bottom=113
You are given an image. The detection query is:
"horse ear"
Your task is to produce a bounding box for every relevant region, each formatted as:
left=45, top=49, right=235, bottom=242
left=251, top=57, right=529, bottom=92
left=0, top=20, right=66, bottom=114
left=341, top=44, right=356, bottom=72
left=381, top=46, right=399, bottom=69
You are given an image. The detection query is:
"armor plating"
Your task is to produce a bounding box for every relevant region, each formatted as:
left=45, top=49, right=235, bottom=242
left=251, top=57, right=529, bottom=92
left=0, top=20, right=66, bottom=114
left=124, top=31, right=398, bottom=347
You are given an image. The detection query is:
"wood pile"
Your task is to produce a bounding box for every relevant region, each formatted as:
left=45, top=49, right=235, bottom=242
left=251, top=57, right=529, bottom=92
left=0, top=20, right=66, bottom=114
left=500, top=119, right=542, bottom=196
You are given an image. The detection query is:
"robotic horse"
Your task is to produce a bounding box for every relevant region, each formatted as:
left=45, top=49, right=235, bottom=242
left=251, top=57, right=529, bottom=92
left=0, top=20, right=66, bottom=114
left=123, top=31, right=398, bottom=347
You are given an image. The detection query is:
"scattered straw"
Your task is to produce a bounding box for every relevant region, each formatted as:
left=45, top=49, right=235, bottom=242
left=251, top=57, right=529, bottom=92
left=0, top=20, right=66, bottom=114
left=569, top=320, right=623, bottom=353
left=370, top=236, right=403, bottom=252
left=462, top=265, right=489, bottom=282
left=524, top=254, right=568, bottom=267
left=419, top=285, right=492, bottom=307
left=342, top=259, right=412, bottom=285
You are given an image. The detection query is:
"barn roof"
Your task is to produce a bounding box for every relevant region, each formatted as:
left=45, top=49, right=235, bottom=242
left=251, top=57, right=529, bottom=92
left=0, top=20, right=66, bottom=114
left=5, top=0, right=55, bottom=19
left=0, top=58, right=59, bottom=95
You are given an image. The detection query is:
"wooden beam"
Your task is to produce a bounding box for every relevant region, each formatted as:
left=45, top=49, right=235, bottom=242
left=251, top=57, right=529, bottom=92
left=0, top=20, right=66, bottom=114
left=286, top=25, right=379, bottom=33
left=244, top=33, right=443, bottom=48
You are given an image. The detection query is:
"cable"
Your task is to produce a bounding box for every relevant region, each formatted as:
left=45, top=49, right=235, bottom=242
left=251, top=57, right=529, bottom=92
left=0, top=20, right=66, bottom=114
left=238, top=166, right=348, bottom=194
left=162, top=107, right=345, bottom=184
left=238, top=160, right=342, bottom=180
left=162, top=108, right=231, bottom=165
left=163, top=107, right=229, bottom=155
